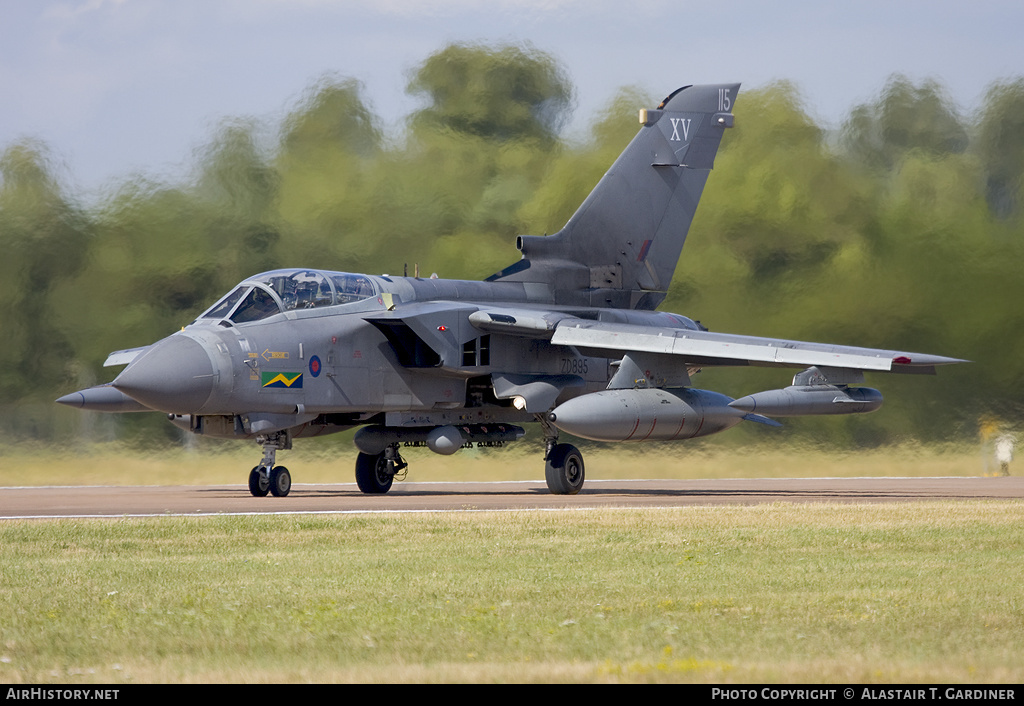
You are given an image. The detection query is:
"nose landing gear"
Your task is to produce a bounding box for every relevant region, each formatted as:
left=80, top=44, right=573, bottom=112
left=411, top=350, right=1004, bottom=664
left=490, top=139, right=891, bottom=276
left=248, top=431, right=292, bottom=497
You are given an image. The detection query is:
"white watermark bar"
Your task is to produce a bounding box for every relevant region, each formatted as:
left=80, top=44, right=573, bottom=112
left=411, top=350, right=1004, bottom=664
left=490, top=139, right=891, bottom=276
left=6, top=690, right=118, bottom=701
left=709, top=687, right=1016, bottom=703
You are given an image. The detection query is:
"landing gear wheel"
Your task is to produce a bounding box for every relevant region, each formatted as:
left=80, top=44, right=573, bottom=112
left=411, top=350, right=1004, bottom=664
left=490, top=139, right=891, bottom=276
left=269, top=466, right=291, bottom=497
left=248, top=466, right=270, bottom=497
left=545, top=443, right=585, bottom=495
left=355, top=452, right=394, bottom=494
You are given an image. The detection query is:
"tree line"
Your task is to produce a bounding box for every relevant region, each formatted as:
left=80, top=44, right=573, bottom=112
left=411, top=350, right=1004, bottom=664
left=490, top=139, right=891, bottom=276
left=2, top=43, right=1023, bottom=445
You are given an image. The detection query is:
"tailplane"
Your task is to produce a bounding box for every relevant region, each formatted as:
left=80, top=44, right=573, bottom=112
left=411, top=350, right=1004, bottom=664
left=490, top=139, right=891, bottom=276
left=489, top=83, right=739, bottom=309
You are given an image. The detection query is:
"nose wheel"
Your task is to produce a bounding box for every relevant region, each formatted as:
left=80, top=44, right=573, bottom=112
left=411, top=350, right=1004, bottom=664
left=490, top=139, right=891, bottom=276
left=248, top=464, right=292, bottom=497
left=248, top=466, right=270, bottom=497
left=248, top=432, right=292, bottom=497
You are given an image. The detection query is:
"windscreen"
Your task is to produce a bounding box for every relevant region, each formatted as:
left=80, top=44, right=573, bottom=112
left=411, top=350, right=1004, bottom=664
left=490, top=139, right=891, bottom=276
left=230, top=287, right=282, bottom=323
left=202, top=286, right=247, bottom=319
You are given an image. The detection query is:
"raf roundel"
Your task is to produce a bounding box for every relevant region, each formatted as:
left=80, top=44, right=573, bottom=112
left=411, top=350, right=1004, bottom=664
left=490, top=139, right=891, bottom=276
left=309, top=355, right=322, bottom=378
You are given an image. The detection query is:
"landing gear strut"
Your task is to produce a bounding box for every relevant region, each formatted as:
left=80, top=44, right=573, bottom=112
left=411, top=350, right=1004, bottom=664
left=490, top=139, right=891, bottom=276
left=355, top=443, right=407, bottom=494
left=248, top=431, right=292, bottom=497
left=538, top=413, right=585, bottom=495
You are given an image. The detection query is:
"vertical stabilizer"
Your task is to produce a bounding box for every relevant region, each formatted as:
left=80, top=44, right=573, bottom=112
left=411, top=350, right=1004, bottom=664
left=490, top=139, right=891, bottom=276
left=490, top=84, right=739, bottom=309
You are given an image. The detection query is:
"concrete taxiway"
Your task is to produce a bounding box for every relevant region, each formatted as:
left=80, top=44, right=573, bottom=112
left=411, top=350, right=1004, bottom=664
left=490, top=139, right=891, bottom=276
left=2, top=477, right=1022, bottom=519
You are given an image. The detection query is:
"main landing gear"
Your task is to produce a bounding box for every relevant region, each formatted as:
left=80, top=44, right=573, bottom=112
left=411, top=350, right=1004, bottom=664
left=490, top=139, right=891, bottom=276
left=355, top=443, right=408, bottom=494
left=540, top=414, right=585, bottom=495
left=248, top=431, right=292, bottom=497
left=545, top=442, right=585, bottom=495
left=348, top=422, right=585, bottom=496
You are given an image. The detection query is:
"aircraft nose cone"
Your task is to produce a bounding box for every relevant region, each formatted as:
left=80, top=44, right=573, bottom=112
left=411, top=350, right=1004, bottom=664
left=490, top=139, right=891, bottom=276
left=55, top=391, right=88, bottom=408
left=728, top=395, right=757, bottom=413
left=113, top=335, right=215, bottom=413
left=56, top=385, right=152, bottom=412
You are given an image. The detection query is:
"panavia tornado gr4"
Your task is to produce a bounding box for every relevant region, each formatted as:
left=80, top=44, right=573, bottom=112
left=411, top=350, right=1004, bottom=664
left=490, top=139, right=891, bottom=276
left=58, top=83, right=964, bottom=497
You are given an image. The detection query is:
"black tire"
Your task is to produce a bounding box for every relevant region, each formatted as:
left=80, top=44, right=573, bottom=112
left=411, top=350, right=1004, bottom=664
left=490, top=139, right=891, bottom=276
left=355, top=452, right=393, bottom=494
left=248, top=466, right=270, bottom=497
left=269, top=466, right=291, bottom=497
left=545, top=443, right=585, bottom=495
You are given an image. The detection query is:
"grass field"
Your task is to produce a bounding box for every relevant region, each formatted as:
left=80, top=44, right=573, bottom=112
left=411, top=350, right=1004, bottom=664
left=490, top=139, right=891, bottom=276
left=1, top=503, right=1022, bottom=684
left=1, top=441, right=1020, bottom=684
left=0, top=439, right=998, bottom=487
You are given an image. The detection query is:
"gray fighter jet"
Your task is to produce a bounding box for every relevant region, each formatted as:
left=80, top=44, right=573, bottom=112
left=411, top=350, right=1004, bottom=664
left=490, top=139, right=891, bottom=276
left=57, top=84, right=964, bottom=496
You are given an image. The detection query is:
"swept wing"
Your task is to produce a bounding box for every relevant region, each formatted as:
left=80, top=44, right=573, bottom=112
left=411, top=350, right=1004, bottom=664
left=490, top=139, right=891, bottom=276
left=472, top=310, right=965, bottom=374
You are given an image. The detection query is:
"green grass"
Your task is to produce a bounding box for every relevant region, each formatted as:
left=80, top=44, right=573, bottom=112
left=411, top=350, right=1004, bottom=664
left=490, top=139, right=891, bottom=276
left=1, top=439, right=992, bottom=487
left=1, top=503, right=1022, bottom=683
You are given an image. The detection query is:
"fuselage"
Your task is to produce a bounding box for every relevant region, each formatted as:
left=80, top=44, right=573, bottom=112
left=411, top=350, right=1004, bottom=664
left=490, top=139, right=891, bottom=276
left=110, top=267, right=703, bottom=439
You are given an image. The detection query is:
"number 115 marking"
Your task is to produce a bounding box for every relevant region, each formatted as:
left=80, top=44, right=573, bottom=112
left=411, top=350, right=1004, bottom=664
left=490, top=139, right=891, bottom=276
left=718, top=88, right=732, bottom=112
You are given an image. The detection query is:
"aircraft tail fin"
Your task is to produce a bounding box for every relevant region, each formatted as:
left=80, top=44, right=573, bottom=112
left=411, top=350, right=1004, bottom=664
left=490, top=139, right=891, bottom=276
left=489, top=84, right=739, bottom=309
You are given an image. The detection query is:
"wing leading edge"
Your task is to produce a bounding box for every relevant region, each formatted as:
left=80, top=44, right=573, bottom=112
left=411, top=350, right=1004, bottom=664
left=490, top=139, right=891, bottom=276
left=549, top=320, right=965, bottom=373
left=468, top=306, right=965, bottom=373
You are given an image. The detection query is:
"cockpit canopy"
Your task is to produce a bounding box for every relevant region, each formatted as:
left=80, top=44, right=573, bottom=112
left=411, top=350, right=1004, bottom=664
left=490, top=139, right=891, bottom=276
left=200, top=269, right=377, bottom=324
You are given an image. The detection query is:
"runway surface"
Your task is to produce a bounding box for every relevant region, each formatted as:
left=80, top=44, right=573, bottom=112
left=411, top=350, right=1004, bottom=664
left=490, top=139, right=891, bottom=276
left=2, top=477, right=1023, bottom=518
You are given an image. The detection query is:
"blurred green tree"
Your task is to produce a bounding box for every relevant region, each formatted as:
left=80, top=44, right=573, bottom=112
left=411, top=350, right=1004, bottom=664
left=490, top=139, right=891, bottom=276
left=281, top=75, right=382, bottom=159
left=379, top=43, right=575, bottom=278
left=0, top=140, right=90, bottom=399
left=193, top=117, right=282, bottom=283
left=406, top=42, right=574, bottom=143
left=841, top=74, right=969, bottom=171
left=974, top=78, right=1024, bottom=217
left=274, top=77, right=386, bottom=272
